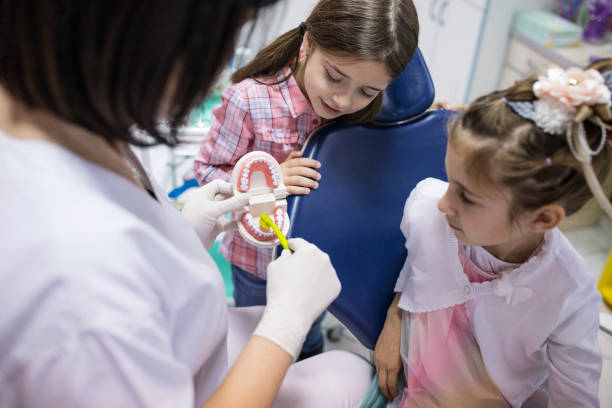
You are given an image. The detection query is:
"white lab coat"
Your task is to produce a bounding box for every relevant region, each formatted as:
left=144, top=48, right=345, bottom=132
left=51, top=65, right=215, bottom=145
left=395, top=178, right=602, bottom=407
left=0, top=131, right=229, bottom=407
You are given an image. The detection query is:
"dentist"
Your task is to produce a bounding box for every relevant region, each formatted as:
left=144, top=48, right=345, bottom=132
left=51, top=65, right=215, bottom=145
left=0, top=1, right=371, bottom=407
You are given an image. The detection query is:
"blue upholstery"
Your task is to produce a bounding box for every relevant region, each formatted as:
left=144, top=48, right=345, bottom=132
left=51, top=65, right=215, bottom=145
left=285, top=49, right=455, bottom=350
left=374, top=49, right=435, bottom=124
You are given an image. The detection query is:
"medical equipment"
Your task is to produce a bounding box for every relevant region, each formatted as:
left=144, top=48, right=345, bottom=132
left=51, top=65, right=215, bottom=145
left=232, top=151, right=290, bottom=248
left=259, top=213, right=290, bottom=251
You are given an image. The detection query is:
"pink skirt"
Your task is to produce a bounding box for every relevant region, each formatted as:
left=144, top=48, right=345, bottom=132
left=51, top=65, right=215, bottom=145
left=399, top=251, right=510, bottom=407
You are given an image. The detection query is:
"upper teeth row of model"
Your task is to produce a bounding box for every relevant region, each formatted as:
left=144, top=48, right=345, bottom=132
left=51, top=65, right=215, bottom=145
left=240, top=159, right=280, bottom=191
left=273, top=208, right=284, bottom=227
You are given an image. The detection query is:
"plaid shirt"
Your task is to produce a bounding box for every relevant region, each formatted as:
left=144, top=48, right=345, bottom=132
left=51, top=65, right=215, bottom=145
left=193, top=71, right=324, bottom=278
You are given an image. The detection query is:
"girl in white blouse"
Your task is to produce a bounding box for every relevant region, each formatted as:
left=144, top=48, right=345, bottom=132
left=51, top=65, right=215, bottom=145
left=374, top=60, right=612, bottom=407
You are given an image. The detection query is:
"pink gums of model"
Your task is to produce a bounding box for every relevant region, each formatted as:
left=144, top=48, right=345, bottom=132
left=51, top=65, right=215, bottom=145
left=231, top=151, right=290, bottom=248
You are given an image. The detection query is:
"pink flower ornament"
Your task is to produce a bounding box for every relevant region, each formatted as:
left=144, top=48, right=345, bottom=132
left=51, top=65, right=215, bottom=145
left=534, top=67, right=611, bottom=108
left=531, top=67, right=612, bottom=134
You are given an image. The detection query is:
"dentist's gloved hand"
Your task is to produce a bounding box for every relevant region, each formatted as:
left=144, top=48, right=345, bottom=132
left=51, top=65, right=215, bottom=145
left=181, top=179, right=249, bottom=251
left=254, top=238, right=341, bottom=360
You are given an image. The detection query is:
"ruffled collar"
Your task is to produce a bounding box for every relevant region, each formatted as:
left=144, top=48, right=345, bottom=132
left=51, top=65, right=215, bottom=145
left=447, top=225, right=556, bottom=307
left=459, top=244, right=519, bottom=279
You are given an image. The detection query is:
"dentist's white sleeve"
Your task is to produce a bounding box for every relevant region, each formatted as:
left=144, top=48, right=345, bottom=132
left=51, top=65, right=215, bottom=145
left=8, top=321, right=195, bottom=408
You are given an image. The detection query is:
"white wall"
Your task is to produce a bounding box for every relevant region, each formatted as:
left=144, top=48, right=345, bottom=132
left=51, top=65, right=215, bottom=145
left=468, top=0, right=557, bottom=101
left=414, top=0, right=559, bottom=103
left=237, top=0, right=318, bottom=61
left=413, top=0, right=490, bottom=103
left=275, top=0, right=318, bottom=35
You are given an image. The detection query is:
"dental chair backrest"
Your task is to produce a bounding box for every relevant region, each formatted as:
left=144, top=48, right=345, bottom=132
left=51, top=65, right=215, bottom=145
left=286, top=49, right=455, bottom=350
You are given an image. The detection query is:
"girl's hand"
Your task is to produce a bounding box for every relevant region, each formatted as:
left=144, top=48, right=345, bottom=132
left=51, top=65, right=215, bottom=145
left=429, top=99, right=468, bottom=111
left=374, top=294, right=403, bottom=401
left=280, top=151, right=321, bottom=195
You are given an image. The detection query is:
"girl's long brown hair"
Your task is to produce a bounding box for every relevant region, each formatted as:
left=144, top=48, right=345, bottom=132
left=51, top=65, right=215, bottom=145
left=232, top=0, right=419, bottom=124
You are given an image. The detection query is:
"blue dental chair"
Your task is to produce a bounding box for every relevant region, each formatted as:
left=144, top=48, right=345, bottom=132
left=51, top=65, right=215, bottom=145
left=286, top=49, right=455, bottom=351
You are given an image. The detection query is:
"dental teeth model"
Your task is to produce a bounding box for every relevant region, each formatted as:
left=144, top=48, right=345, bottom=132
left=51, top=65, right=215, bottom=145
left=231, top=151, right=290, bottom=248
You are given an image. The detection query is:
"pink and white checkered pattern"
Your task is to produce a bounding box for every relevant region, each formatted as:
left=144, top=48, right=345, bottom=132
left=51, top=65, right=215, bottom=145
left=193, top=71, right=324, bottom=278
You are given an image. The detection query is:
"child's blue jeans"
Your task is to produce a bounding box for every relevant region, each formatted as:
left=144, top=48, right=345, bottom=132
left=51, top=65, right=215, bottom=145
left=231, top=264, right=325, bottom=353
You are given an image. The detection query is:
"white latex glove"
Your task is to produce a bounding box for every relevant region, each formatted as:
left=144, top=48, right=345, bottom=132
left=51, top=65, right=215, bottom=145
left=253, top=238, right=342, bottom=360
left=181, top=179, right=249, bottom=250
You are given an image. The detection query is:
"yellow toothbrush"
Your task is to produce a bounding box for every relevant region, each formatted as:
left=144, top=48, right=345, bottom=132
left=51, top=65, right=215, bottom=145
left=259, top=213, right=291, bottom=251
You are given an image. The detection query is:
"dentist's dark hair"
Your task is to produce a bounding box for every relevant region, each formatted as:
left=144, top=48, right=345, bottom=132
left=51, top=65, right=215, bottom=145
left=231, top=0, right=419, bottom=124
left=0, top=0, right=278, bottom=147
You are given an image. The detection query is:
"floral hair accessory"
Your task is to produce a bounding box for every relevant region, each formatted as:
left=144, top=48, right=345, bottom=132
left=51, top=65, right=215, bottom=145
left=533, top=67, right=611, bottom=108
left=506, top=65, right=612, bottom=219
left=507, top=66, right=611, bottom=135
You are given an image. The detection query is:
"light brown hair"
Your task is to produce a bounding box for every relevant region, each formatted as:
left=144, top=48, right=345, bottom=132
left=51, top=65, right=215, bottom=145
left=231, top=0, right=419, bottom=124
left=449, top=59, right=612, bottom=218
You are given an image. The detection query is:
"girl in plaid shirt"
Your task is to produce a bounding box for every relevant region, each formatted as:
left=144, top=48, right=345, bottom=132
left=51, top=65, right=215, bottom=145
left=194, top=0, right=419, bottom=360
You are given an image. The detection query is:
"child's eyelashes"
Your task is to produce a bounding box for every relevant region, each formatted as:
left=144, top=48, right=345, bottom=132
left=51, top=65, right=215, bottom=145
left=361, top=89, right=375, bottom=98
left=324, top=68, right=375, bottom=98
left=459, top=190, right=475, bottom=205
left=325, top=69, right=341, bottom=83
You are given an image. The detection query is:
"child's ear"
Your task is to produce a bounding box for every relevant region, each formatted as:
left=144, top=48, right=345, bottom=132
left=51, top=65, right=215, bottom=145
left=302, top=32, right=311, bottom=55
left=530, top=204, right=566, bottom=232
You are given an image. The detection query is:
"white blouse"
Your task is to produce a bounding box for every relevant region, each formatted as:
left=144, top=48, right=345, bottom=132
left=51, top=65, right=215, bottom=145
left=0, top=131, right=229, bottom=407
left=395, top=178, right=602, bottom=407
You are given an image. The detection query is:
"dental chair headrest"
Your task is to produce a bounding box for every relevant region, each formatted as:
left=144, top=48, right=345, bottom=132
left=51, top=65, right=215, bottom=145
left=374, top=49, right=435, bottom=124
